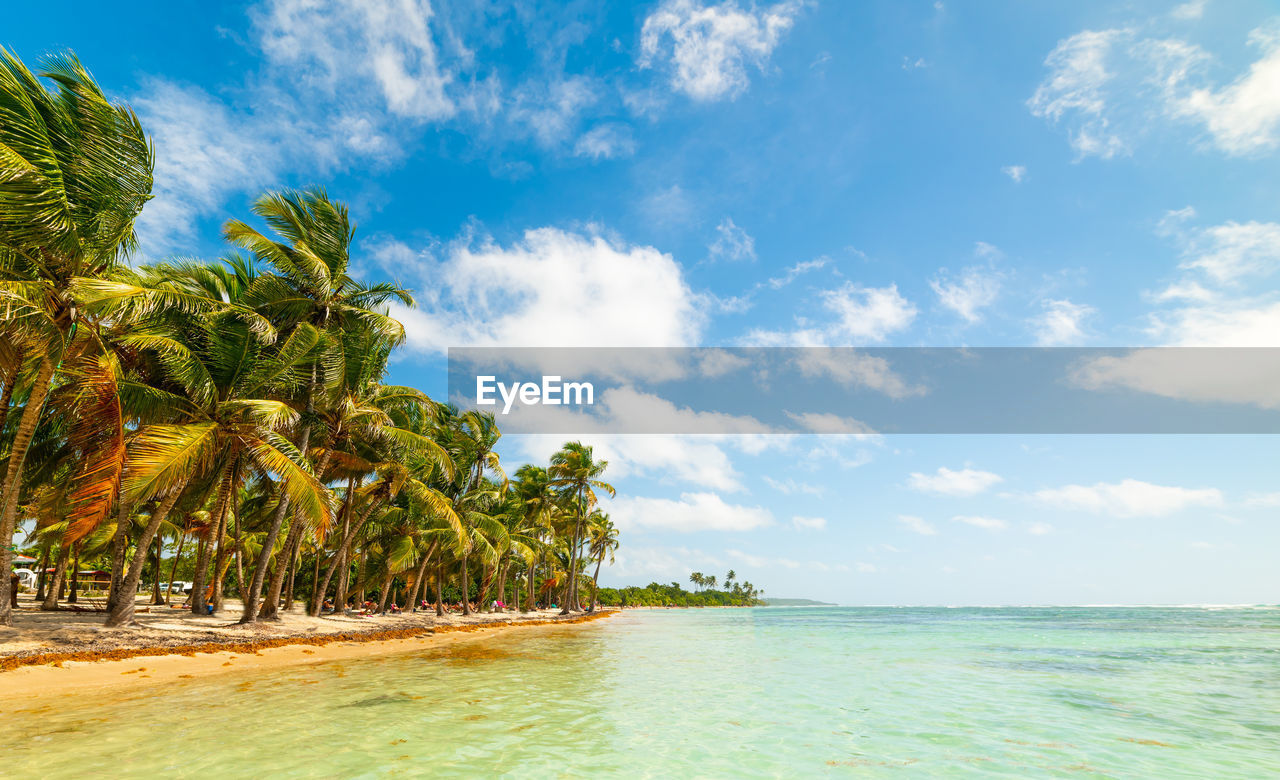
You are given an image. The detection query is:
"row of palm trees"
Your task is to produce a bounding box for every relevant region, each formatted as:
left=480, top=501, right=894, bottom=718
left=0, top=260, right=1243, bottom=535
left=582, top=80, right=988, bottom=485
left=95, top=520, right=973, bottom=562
left=0, top=49, right=620, bottom=628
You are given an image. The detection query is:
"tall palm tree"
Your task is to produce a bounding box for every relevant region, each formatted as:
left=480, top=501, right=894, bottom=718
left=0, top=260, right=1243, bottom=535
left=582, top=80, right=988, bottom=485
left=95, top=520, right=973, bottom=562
left=548, top=442, right=613, bottom=614
left=586, top=513, right=618, bottom=612
left=223, top=190, right=414, bottom=623
left=0, top=50, right=153, bottom=624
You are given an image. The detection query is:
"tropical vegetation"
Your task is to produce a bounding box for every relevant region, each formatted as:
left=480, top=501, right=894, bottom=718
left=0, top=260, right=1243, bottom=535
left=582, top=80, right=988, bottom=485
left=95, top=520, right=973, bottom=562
left=0, top=49, right=624, bottom=628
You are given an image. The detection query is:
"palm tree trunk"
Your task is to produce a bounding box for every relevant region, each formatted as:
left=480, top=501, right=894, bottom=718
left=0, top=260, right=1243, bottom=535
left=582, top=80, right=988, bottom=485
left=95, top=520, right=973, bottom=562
left=240, top=492, right=290, bottom=623
left=405, top=543, right=436, bottom=610
left=0, top=357, right=56, bottom=625
left=312, top=490, right=375, bottom=616
left=34, top=546, right=50, bottom=602
left=242, top=441, right=325, bottom=623
left=434, top=560, right=444, bottom=616
left=562, top=487, right=585, bottom=615
left=165, top=528, right=187, bottom=607
left=375, top=569, right=396, bottom=613
left=192, top=461, right=235, bottom=615
left=212, top=461, right=242, bottom=612
left=0, top=345, right=24, bottom=441
left=150, top=533, right=164, bottom=605
left=589, top=550, right=604, bottom=613
left=524, top=557, right=537, bottom=612
left=67, top=544, right=81, bottom=604
left=105, top=500, right=134, bottom=614
left=41, top=545, right=69, bottom=611
left=460, top=549, right=471, bottom=616
left=262, top=519, right=302, bottom=619
left=356, top=546, right=368, bottom=604
left=106, top=486, right=184, bottom=627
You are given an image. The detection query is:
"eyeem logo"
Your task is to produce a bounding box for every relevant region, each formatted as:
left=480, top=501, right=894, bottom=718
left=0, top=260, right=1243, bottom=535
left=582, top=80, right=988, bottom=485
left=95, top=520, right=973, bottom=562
left=475, top=375, right=595, bottom=415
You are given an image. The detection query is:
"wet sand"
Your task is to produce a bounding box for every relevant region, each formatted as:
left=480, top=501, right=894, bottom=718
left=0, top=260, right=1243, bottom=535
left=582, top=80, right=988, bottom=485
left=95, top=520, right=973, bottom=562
left=0, top=597, right=614, bottom=700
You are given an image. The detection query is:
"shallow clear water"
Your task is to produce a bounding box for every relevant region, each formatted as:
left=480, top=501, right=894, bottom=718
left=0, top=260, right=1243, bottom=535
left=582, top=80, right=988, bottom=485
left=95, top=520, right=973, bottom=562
left=6, top=606, right=1280, bottom=777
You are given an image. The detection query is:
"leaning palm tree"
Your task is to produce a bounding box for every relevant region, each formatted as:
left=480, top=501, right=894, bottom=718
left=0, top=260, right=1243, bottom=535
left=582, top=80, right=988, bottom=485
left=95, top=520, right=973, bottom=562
left=548, top=442, right=613, bottom=614
left=111, top=303, right=332, bottom=621
left=224, top=191, right=414, bottom=623
left=0, top=49, right=154, bottom=624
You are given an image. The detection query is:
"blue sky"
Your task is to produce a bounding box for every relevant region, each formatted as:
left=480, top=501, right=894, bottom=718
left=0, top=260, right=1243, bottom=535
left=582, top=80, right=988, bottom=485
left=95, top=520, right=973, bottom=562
left=10, top=0, right=1280, bottom=603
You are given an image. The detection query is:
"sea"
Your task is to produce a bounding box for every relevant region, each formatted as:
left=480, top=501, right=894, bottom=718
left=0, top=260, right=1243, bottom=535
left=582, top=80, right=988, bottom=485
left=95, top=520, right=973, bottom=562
left=6, top=606, right=1280, bottom=777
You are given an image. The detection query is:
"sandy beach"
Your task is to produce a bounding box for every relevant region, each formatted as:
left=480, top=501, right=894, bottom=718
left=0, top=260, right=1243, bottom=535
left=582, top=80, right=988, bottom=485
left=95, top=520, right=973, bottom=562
left=0, top=594, right=615, bottom=700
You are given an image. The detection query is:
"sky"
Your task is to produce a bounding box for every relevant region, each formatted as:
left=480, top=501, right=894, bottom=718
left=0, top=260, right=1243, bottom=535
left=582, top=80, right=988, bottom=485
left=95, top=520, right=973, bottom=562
left=9, top=0, right=1280, bottom=604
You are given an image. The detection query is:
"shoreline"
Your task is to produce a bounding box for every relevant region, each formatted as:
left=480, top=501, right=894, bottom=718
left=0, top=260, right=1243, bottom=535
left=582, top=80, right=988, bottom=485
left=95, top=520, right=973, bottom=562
left=0, top=608, right=616, bottom=698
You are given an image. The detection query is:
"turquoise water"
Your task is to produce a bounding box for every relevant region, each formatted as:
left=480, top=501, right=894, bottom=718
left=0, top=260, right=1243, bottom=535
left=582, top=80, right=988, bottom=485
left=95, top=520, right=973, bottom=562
left=5, top=606, right=1280, bottom=777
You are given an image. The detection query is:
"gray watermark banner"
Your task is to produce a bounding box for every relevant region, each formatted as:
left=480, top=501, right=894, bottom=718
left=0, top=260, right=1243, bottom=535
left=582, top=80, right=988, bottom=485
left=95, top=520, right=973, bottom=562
left=446, top=347, right=1280, bottom=434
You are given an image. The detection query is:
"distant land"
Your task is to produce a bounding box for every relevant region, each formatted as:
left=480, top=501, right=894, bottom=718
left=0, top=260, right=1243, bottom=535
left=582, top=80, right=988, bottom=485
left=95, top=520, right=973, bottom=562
left=760, top=598, right=837, bottom=607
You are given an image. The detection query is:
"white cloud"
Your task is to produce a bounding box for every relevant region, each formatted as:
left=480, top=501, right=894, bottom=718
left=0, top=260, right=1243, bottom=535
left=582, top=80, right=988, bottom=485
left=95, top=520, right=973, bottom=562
left=897, top=514, right=938, bottom=536
left=1243, top=492, right=1280, bottom=508
left=1177, top=220, right=1280, bottom=284
left=1147, top=209, right=1280, bottom=346
left=824, top=284, right=918, bottom=342
left=1167, top=25, right=1280, bottom=155
left=767, top=257, right=829, bottom=289
left=930, top=266, right=1001, bottom=323
left=1070, top=348, right=1280, bottom=410
left=952, top=515, right=1007, bottom=531
left=1031, top=478, right=1223, bottom=517
left=709, top=217, right=757, bottom=262
left=573, top=123, right=636, bottom=160
left=1002, top=164, right=1027, bottom=182
left=783, top=411, right=877, bottom=435
left=1028, top=521, right=1054, bottom=535
left=254, top=0, right=455, bottom=121
left=131, top=81, right=285, bottom=252
left=908, top=467, right=1003, bottom=497
left=1171, top=0, right=1207, bottom=21
left=639, top=0, right=803, bottom=101
left=609, top=491, right=774, bottom=532
left=1030, top=23, right=1280, bottom=157
left=1028, top=28, right=1131, bottom=159
left=764, top=477, right=824, bottom=496
left=743, top=284, right=918, bottom=348
left=383, top=227, right=705, bottom=352
left=792, top=515, right=827, bottom=530
left=610, top=545, right=723, bottom=579
left=855, top=561, right=878, bottom=573
left=1033, top=299, right=1094, bottom=345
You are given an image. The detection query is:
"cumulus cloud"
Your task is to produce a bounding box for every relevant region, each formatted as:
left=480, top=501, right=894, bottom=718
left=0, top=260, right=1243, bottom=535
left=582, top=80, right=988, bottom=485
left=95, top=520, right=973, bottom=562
left=639, top=0, right=804, bottom=100
left=609, top=491, right=774, bottom=532
left=908, top=467, right=1003, bottom=497
left=1031, top=478, right=1223, bottom=517
left=1002, top=164, right=1028, bottom=182
left=380, top=227, right=705, bottom=352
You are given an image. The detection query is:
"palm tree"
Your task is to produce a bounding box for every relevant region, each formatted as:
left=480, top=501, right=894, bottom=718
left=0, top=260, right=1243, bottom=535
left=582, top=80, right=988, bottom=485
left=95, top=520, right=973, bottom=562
left=221, top=190, right=414, bottom=623
left=586, top=513, right=618, bottom=612
left=112, top=297, right=331, bottom=620
left=549, top=442, right=613, bottom=614
left=0, top=50, right=154, bottom=624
